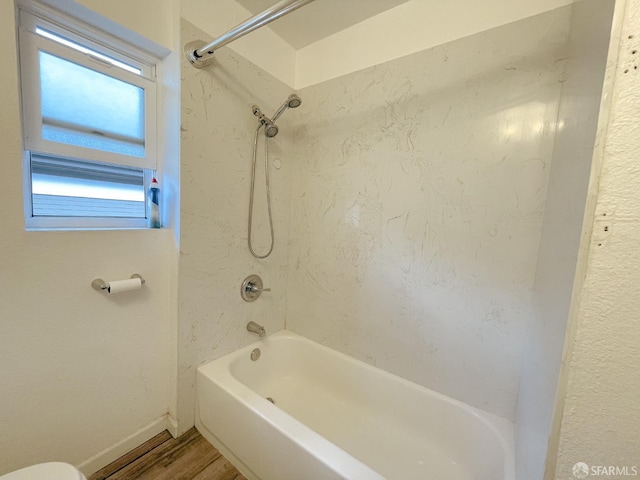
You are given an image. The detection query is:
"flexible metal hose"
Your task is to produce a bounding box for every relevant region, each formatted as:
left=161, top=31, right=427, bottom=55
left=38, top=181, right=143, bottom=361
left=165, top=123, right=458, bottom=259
left=248, top=124, right=275, bottom=259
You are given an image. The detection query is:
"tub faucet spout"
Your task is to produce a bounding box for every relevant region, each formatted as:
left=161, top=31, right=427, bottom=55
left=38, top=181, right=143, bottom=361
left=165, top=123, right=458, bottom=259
left=247, top=321, right=266, bottom=337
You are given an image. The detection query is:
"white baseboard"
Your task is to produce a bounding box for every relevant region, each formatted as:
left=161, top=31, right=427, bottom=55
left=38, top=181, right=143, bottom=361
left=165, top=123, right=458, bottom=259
left=166, top=413, right=179, bottom=438
left=77, top=415, right=169, bottom=476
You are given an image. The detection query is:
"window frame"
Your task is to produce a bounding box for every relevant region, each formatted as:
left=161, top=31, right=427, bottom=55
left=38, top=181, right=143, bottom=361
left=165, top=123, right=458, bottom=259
left=17, top=5, right=160, bottom=230
left=22, top=152, right=155, bottom=230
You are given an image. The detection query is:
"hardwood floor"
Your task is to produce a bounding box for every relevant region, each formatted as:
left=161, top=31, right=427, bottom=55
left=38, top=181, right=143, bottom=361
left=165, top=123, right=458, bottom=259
left=89, top=428, right=247, bottom=480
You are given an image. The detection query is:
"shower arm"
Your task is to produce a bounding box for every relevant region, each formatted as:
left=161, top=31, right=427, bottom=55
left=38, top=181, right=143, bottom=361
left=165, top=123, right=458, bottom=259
left=185, top=0, right=316, bottom=69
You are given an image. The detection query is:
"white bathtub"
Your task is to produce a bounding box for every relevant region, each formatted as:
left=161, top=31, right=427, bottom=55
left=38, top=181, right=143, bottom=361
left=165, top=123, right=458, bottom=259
left=196, top=330, right=514, bottom=480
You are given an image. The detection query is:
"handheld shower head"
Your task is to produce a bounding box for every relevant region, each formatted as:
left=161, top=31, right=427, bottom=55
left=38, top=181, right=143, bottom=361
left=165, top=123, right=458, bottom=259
left=287, top=94, right=302, bottom=109
left=271, top=93, right=303, bottom=122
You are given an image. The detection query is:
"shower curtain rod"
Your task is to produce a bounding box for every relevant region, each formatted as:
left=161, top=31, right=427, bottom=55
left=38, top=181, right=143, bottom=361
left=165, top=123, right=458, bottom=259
left=185, top=0, right=316, bottom=68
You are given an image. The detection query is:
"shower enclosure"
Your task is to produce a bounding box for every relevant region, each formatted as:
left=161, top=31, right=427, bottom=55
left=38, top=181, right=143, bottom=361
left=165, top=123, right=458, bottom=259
left=178, top=0, right=619, bottom=478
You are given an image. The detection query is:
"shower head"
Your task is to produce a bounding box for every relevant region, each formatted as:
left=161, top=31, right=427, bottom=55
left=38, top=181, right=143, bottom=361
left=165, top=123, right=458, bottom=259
left=252, top=104, right=279, bottom=137
left=264, top=122, right=279, bottom=138
left=287, top=94, right=302, bottom=108
left=271, top=94, right=302, bottom=122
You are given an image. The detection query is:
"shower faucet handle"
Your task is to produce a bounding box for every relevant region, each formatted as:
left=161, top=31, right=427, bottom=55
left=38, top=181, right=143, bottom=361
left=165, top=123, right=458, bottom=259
left=241, top=275, right=270, bottom=302
left=250, top=284, right=271, bottom=293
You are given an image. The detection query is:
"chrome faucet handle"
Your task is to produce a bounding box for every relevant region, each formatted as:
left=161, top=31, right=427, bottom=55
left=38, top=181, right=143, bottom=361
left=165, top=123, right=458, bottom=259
left=250, top=284, right=271, bottom=293
left=241, top=275, right=270, bottom=302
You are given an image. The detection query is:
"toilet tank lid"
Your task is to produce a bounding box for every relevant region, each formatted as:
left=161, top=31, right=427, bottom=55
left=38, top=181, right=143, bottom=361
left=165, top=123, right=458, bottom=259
left=1, top=463, right=86, bottom=480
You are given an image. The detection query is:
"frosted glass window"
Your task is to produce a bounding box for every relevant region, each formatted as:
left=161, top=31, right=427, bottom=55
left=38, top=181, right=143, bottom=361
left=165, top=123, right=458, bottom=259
left=18, top=9, right=159, bottom=228
left=39, top=51, right=145, bottom=158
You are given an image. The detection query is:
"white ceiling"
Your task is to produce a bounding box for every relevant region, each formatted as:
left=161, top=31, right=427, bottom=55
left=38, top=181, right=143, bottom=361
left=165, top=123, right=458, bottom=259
left=235, top=0, right=411, bottom=49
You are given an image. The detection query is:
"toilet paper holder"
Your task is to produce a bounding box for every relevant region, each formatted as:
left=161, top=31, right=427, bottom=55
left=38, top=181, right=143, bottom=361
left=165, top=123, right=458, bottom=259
left=92, top=274, right=145, bottom=292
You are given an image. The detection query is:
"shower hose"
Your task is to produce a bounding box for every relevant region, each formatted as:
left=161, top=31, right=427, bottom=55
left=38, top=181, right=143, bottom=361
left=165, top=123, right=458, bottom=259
left=248, top=124, right=275, bottom=259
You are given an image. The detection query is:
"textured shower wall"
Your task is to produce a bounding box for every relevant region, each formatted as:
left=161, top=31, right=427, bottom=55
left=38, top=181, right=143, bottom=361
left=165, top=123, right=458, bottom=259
left=287, top=9, right=570, bottom=420
left=177, top=18, right=293, bottom=431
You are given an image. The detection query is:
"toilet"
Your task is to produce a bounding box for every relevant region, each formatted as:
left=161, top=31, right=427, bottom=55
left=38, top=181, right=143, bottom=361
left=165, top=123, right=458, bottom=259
left=0, top=463, right=87, bottom=480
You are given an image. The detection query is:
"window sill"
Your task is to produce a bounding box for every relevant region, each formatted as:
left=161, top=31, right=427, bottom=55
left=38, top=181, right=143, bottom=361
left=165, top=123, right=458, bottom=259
left=25, top=216, right=161, bottom=231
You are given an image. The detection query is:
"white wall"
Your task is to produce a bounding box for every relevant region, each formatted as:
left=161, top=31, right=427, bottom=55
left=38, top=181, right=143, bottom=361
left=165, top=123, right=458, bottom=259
left=179, top=0, right=573, bottom=90
left=177, top=17, right=294, bottom=433
left=547, top=0, right=640, bottom=476
left=295, top=0, right=574, bottom=88
left=74, top=0, right=174, bottom=50
left=0, top=0, right=178, bottom=476
left=287, top=8, right=570, bottom=420
left=514, top=1, right=617, bottom=478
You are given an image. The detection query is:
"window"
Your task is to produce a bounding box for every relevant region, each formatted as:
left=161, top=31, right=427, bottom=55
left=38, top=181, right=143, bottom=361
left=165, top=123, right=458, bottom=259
left=18, top=6, right=158, bottom=229
left=31, top=155, right=150, bottom=218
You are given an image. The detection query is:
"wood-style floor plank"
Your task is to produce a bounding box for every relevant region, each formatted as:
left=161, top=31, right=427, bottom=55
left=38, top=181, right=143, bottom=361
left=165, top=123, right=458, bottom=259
left=89, top=428, right=247, bottom=480
left=191, top=455, right=247, bottom=480
left=89, top=431, right=173, bottom=480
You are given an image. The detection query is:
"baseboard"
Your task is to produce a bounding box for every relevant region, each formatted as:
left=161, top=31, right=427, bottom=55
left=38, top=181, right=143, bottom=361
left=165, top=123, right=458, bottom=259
left=166, top=413, right=179, bottom=438
left=77, top=415, right=169, bottom=476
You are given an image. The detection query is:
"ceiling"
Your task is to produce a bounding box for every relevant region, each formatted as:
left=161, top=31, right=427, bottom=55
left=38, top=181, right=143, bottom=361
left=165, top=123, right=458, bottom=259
left=235, top=0, right=411, bottom=49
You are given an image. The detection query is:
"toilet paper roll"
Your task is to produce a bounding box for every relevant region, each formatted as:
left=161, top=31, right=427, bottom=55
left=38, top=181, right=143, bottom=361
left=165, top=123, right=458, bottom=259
left=107, top=277, right=142, bottom=295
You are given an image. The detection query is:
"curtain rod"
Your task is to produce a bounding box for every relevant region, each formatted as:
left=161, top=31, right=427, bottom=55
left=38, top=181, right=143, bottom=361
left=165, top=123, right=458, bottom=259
left=185, top=0, right=315, bottom=69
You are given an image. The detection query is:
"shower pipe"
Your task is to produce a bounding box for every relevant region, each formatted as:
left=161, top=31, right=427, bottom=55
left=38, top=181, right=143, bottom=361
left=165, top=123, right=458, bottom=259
left=184, top=0, right=316, bottom=69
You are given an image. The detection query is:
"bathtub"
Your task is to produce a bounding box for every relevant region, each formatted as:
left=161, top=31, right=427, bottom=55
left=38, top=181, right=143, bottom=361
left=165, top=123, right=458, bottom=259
left=196, top=330, right=514, bottom=480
